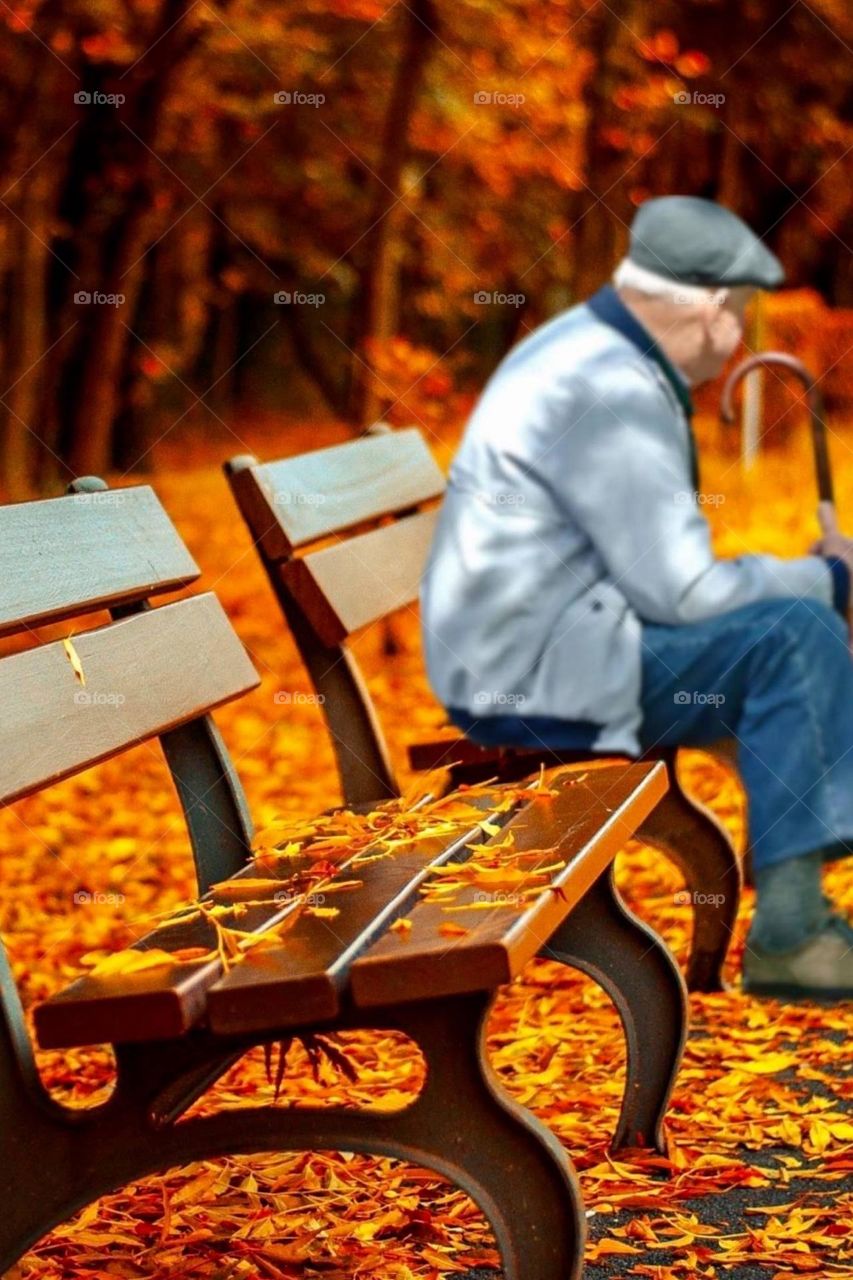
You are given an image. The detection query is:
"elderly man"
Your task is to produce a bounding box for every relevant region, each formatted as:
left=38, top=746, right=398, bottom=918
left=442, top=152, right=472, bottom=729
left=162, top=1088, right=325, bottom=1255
left=421, top=195, right=853, bottom=1000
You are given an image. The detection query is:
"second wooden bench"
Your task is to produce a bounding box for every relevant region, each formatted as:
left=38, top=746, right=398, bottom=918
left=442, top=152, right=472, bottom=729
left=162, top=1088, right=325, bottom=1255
left=225, top=426, right=743, bottom=995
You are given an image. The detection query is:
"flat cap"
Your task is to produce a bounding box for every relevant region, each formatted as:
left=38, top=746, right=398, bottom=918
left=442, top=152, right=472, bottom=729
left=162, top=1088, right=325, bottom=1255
left=628, top=195, right=785, bottom=289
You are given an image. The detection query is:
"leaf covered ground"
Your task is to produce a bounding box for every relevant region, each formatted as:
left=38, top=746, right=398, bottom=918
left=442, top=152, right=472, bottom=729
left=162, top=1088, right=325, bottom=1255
left=2, top=423, right=852, bottom=1280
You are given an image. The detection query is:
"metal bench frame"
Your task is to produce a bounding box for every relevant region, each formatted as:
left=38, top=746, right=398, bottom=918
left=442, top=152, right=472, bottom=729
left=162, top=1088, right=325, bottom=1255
left=0, top=476, right=681, bottom=1280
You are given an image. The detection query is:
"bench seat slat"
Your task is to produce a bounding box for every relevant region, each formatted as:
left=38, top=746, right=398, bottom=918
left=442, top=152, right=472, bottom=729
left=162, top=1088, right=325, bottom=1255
left=0, top=594, right=259, bottom=808
left=279, top=509, right=438, bottom=646
left=0, top=487, right=199, bottom=638
left=350, top=762, right=669, bottom=1008
left=237, top=429, right=445, bottom=559
left=33, top=851, right=323, bottom=1048
left=206, top=792, right=513, bottom=1034
left=35, top=763, right=666, bottom=1047
left=34, top=792, right=508, bottom=1048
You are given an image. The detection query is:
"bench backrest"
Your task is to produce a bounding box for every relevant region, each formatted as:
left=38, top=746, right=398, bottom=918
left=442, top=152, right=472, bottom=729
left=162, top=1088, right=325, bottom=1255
left=225, top=428, right=445, bottom=807
left=0, top=477, right=260, bottom=893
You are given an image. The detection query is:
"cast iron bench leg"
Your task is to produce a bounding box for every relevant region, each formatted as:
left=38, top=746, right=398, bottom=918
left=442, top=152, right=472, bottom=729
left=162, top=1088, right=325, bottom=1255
left=637, top=758, right=742, bottom=993
left=388, top=993, right=584, bottom=1279
left=539, top=865, right=688, bottom=1154
left=0, top=994, right=583, bottom=1279
left=0, top=984, right=245, bottom=1275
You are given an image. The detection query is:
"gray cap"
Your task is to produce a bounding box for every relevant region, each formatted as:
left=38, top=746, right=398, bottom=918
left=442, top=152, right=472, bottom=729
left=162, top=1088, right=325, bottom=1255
left=628, top=195, right=785, bottom=290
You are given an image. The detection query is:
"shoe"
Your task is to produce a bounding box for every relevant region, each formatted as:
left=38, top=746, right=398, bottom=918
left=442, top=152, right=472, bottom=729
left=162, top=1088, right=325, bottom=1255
left=743, top=915, right=853, bottom=1001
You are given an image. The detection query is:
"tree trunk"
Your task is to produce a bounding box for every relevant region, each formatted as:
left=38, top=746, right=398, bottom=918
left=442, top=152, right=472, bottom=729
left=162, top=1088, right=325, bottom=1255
left=64, top=0, right=202, bottom=478
left=347, top=0, right=439, bottom=426
left=0, top=179, right=49, bottom=498
left=570, top=5, right=625, bottom=300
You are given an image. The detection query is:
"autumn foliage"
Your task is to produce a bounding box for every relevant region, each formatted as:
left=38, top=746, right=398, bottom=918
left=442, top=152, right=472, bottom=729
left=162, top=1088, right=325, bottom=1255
left=0, top=427, right=848, bottom=1279
left=1, top=1, right=853, bottom=494
left=2, top=0, right=853, bottom=1273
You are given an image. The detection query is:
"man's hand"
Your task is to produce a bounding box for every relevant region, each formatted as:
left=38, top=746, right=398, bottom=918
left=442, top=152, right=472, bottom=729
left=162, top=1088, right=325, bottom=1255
left=811, top=501, right=853, bottom=565
left=810, top=501, right=853, bottom=649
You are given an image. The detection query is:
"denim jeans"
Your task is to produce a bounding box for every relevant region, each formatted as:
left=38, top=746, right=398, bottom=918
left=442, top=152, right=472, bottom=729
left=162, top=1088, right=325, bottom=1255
left=637, top=596, right=853, bottom=871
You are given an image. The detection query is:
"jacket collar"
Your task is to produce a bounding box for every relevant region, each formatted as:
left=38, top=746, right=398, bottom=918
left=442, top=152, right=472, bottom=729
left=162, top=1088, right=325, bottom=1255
left=587, top=284, right=699, bottom=489
left=586, top=284, right=695, bottom=421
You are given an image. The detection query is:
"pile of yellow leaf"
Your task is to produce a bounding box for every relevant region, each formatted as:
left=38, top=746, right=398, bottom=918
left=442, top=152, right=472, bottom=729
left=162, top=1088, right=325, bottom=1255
left=2, top=420, right=852, bottom=1279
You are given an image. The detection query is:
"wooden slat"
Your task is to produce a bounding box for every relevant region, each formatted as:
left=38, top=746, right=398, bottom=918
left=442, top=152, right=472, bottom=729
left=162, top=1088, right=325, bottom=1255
left=279, top=509, right=438, bottom=646
left=206, top=792, right=516, bottom=1034
left=350, top=762, right=669, bottom=1009
left=37, top=765, right=669, bottom=1047
left=34, top=853, right=322, bottom=1048
left=0, top=594, right=260, bottom=808
left=0, top=486, right=200, bottom=638
left=36, top=950, right=218, bottom=1049
left=407, top=737, right=606, bottom=775
left=231, top=428, right=445, bottom=560
left=34, top=791, right=509, bottom=1048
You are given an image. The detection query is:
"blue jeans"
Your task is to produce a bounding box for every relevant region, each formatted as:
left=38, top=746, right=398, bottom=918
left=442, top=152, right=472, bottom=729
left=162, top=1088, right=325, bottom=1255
left=450, top=597, right=853, bottom=872
left=637, top=597, right=853, bottom=871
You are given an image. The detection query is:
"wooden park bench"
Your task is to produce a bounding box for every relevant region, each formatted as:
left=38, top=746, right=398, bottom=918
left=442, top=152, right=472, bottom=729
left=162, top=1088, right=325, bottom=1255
left=224, top=426, right=743, bottom=995
left=0, top=478, right=681, bottom=1280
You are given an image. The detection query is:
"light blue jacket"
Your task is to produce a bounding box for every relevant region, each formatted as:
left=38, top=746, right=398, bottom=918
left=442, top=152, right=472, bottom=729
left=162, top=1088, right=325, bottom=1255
left=420, top=286, right=839, bottom=755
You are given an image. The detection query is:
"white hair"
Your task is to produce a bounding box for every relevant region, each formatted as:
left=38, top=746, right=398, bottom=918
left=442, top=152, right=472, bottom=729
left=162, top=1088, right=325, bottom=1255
left=613, top=257, right=728, bottom=307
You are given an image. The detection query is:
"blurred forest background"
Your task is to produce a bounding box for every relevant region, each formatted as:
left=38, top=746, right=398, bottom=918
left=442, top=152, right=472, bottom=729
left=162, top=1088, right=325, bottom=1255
left=1, top=0, right=852, bottom=497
